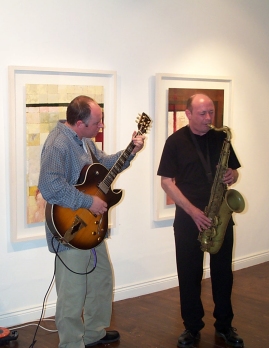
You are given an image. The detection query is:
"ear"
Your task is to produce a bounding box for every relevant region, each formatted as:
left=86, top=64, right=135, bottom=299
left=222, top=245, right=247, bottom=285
left=76, top=120, right=84, bottom=128
left=185, top=109, right=191, bottom=120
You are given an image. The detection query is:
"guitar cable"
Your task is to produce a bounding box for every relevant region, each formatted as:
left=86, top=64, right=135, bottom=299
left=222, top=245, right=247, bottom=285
left=27, top=237, right=97, bottom=347
left=51, top=237, right=97, bottom=275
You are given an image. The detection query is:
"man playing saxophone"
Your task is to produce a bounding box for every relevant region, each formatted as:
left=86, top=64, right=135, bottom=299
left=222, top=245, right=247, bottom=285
left=157, top=94, right=244, bottom=348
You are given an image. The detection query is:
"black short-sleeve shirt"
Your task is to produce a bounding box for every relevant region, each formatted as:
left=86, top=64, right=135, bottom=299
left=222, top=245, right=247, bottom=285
left=157, top=126, right=241, bottom=209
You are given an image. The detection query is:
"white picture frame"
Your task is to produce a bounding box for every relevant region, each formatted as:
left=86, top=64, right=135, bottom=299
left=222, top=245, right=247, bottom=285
left=9, top=66, right=117, bottom=242
left=154, top=73, right=232, bottom=221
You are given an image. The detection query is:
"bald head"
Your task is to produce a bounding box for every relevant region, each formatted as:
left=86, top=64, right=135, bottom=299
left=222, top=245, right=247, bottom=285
left=67, top=95, right=99, bottom=126
left=185, top=94, right=215, bottom=135
left=186, top=94, right=214, bottom=113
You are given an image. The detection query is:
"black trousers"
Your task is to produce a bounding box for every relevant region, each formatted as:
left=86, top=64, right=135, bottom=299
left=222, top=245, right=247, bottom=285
left=174, top=214, right=234, bottom=333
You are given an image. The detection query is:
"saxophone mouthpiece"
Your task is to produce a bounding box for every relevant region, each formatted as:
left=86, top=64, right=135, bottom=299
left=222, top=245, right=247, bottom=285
left=208, top=124, right=215, bottom=130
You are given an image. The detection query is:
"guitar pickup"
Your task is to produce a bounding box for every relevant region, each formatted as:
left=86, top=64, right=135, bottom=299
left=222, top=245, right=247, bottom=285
left=98, top=182, right=109, bottom=194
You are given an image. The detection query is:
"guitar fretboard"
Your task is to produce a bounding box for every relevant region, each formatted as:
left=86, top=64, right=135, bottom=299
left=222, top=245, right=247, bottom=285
left=98, top=132, right=141, bottom=194
left=97, top=112, right=151, bottom=194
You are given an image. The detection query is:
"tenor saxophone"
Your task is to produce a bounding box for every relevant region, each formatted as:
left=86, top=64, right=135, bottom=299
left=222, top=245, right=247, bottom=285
left=198, top=125, right=245, bottom=254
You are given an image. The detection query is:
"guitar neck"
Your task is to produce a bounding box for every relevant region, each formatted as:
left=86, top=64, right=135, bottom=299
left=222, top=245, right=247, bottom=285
left=98, top=131, right=141, bottom=194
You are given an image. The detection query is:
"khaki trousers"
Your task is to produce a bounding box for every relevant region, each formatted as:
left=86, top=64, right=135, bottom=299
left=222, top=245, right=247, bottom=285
left=55, top=241, right=113, bottom=348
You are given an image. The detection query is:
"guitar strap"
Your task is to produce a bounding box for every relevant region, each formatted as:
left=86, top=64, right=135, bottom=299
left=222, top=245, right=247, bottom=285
left=77, top=140, right=99, bottom=184
left=82, top=138, right=111, bottom=240
left=83, top=139, right=99, bottom=163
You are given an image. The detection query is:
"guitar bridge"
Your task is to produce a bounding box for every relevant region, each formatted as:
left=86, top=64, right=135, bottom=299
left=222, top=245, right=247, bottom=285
left=63, top=215, right=87, bottom=242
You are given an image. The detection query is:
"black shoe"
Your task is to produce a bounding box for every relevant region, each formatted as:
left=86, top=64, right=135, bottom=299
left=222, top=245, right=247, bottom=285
left=216, top=327, right=244, bottom=347
left=85, top=330, right=120, bottom=347
left=177, top=329, right=200, bottom=347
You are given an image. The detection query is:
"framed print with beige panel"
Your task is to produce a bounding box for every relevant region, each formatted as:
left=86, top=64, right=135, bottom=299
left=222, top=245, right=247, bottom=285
left=154, top=73, right=232, bottom=221
left=9, top=66, right=116, bottom=242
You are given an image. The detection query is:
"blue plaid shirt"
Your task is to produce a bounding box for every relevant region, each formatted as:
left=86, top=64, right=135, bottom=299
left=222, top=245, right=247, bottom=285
left=38, top=121, right=135, bottom=252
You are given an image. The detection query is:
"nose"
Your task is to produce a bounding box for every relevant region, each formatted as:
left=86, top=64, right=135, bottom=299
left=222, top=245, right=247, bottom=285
left=205, top=112, right=212, bottom=120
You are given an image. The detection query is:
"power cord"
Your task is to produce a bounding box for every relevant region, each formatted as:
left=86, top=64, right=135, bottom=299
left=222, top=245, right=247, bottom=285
left=27, top=250, right=58, bottom=348
left=10, top=319, right=57, bottom=333
left=25, top=237, right=97, bottom=347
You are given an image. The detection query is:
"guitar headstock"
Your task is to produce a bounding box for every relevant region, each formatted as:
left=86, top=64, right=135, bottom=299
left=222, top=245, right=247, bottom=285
left=136, top=112, right=152, bottom=135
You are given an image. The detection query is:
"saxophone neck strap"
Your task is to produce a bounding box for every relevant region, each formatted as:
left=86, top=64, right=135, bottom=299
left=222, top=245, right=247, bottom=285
left=189, top=127, right=213, bottom=184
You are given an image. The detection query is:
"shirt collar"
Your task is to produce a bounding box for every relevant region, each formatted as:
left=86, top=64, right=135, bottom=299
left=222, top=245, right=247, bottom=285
left=57, top=120, right=84, bottom=147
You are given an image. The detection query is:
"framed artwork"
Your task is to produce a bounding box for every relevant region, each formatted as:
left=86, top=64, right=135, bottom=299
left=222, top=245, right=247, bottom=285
left=9, top=66, right=117, bottom=242
left=154, top=73, right=232, bottom=221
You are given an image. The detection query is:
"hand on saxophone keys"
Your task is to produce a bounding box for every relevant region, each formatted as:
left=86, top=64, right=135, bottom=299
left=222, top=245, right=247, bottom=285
left=223, top=168, right=239, bottom=186
left=189, top=205, right=212, bottom=232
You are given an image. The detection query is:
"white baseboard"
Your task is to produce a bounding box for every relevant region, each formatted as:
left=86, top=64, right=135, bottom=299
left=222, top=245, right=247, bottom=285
left=203, top=250, right=269, bottom=278
left=0, top=303, right=56, bottom=329
left=114, top=251, right=269, bottom=302
left=2, top=252, right=268, bottom=328
left=233, top=251, right=269, bottom=270
left=113, top=274, right=179, bottom=302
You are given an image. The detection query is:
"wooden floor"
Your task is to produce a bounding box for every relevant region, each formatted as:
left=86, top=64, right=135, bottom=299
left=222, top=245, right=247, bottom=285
left=3, top=262, right=269, bottom=348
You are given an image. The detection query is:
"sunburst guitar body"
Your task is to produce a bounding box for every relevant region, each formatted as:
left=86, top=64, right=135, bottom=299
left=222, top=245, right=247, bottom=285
left=45, top=112, right=152, bottom=250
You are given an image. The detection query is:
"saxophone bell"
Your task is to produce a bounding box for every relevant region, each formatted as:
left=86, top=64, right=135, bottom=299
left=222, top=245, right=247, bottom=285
left=225, top=189, right=245, bottom=213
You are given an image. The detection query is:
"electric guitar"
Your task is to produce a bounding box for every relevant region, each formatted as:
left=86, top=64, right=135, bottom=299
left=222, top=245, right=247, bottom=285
left=45, top=113, right=152, bottom=250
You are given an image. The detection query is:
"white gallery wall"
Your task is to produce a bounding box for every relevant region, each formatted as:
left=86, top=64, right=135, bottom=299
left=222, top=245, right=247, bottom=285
left=0, top=0, right=269, bottom=327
